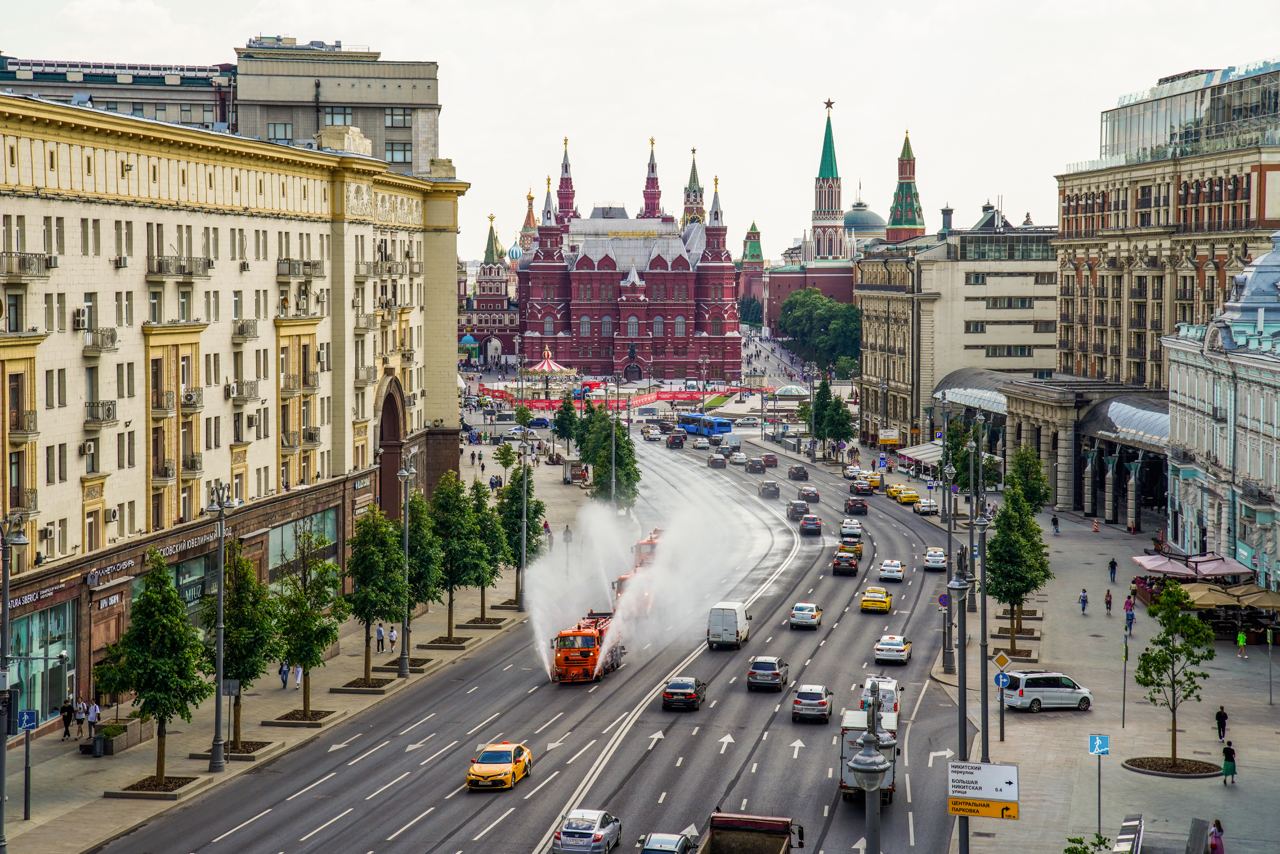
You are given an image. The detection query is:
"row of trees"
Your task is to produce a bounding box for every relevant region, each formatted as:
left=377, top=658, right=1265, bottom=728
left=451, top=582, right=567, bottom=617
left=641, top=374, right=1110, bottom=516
left=552, top=395, right=642, bottom=507
left=794, top=378, right=855, bottom=456
left=775, top=288, right=862, bottom=367
left=737, top=295, right=764, bottom=326
left=95, top=464, right=548, bottom=785
left=983, top=446, right=1053, bottom=654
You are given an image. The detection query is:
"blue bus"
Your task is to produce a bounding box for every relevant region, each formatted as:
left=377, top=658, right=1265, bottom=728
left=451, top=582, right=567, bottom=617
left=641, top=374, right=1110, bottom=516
left=677, top=413, right=734, bottom=437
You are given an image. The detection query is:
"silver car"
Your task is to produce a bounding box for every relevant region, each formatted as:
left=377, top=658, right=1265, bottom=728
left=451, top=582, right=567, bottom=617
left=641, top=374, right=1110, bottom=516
left=791, top=683, right=834, bottom=723
left=746, top=655, right=790, bottom=691
left=553, top=809, right=622, bottom=852
left=788, top=602, right=823, bottom=629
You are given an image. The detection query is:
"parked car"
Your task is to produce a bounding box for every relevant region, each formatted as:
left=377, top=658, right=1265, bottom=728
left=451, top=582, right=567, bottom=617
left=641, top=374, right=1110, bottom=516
left=791, top=683, right=835, bottom=723
left=874, top=634, right=913, bottom=665
left=798, top=485, right=820, bottom=502
left=1002, top=671, right=1093, bottom=713
left=762, top=453, right=779, bottom=468
left=788, top=602, right=823, bottom=629
left=843, top=465, right=863, bottom=480
left=913, top=498, right=939, bottom=515
left=878, top=560, right=905, bottom=582
left=758, top=480, right=781, bottom=499
left=895, top=489, right=920, bottom=505
left=885, top=483, right=905, bottom=500
left=798, top=514, right=823, bottom=535
left=707, top=454, right=727, bottom=469
left=787, top=464, right=809, bottom=481
left=528, top=416, right=552, bottom=429
left=745, top=457, right=766, bottom=473
left=786, top=500, right=810, bottom=521
left=552, top=810, right=623, bottom=853
left=637, top=833, right=696, bottom=854
left=845, top=497, right=868, bottom=515
left=746, top=655, right=790, bottom=691
left=864, top=472, right=882, bottom=488
left=661, top=676, right=707, bottom=711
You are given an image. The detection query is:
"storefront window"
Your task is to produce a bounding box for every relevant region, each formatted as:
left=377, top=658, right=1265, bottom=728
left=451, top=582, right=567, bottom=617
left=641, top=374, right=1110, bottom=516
left=10, top=601, right=76, bottom=721
left=267, top=507, right=339, bottom=584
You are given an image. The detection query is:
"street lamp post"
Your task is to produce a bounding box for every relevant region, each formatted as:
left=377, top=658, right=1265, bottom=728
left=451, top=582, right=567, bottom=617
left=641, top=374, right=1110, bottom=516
left=0, top=514, right=29, bottom=854
left=949, top=572, right=973, bottom=854
left=610, top=375, right=619, bottom=510
left=519, top=438, right=528, bottom=608
left=943, top=461, right=957, bottom=675
left=967, top=433, right=979, bottom=614
left=396, top=458, right=416, bottom=678
left=879, top=379, right=888, bottom=450
left=804, top=361, right=817, bottom=458
left=848, top=682, right=892, bottom=854
left=204, top=481, right=232, bottom=773
left=697, top=356, right=709, bottom=413
left=976, top=514, right=992, bottom=762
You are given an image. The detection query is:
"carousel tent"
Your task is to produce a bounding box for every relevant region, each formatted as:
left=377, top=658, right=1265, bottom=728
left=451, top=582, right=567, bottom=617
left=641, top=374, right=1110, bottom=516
left=526, top=347, right=573, bottom=375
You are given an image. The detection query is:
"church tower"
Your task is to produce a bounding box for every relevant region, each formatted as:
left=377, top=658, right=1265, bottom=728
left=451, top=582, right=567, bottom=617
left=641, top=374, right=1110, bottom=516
left=518, top=188, right=538, bottom=252
left=811, top=101, right=845, bottom=260
left=886, top=130, right=926, bottom=243
left=641, top=138, right=662, bottom=218
left=556, top=137, right=578, bottom=226
left=682, top=148, right=705, bottom=227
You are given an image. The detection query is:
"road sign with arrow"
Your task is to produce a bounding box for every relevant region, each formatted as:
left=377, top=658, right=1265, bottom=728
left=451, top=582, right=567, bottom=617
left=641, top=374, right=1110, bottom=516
left=947, top=760, right=1020, bottom=820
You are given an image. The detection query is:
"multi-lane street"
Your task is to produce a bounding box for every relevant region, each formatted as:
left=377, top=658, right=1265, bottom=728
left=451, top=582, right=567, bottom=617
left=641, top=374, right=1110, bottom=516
left=97, top=435, right=964, bottom=853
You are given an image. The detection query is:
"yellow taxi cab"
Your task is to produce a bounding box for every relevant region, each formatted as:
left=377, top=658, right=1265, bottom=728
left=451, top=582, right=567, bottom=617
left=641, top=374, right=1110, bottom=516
left=865, top=472, right=883, bottom=488
left=838, top=540, right=863, bottom=559
left=860, top=586, right=893, bottom=614
left=885, top=483, right=905, bottom=500
left=896, top=489, right=921, bottom=505
left=466, top=741, right=533, bottom=790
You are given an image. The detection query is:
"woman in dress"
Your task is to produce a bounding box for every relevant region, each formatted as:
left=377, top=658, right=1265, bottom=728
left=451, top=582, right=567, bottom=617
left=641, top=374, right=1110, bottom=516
left=1209, top=818, right=1225, bottom=853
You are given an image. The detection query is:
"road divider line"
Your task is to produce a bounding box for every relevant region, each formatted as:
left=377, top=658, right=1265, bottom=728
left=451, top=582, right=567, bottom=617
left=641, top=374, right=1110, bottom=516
left=528, top=684, right=540, bottom=694
left=387, top=807, right=434, bottom=841
left=658, top=791, right=667, bottom=804
left=347, top=739, right=390, bottom=766
left=676, top=756, right=684, bottom=767
left=473, top=807, right=515, bottom=841
left=298, top=808, right=352, bottom=843
left=419, top=739, right=459, bottom=767
left=444, top=783, right=467, bottom=799
left=210, top=809, right=271, bottom=843
left=534, top=712, right=563, bottom=734
left=466, top=686, right=478, bottom=694
left=398, top=713, right=436, bottom=736
left=909, top=810, right=916, bottom=846
left=365, top=771, right=410, bottom=800
left=565, top=738, right=598, bottom=765
left=601, top=714, right=626, bottom=734
left=286, top=772, right=335, bottom=801
left=906, top=772, right=913, bottom=803
left=523, top=769, right=560, bottom=800
left=466, top=712, right=500, bottom=736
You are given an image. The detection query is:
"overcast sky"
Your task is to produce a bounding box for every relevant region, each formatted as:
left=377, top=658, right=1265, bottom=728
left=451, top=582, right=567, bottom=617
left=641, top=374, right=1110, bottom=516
left=9, top=0, right=1279, bottom=259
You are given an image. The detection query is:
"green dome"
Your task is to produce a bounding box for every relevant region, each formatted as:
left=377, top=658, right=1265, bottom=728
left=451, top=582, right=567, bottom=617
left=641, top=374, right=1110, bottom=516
left=843, top=201, right=887, bottom=233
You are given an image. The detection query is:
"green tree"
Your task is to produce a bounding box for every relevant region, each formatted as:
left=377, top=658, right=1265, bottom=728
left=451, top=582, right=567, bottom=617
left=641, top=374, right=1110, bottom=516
left=737, top=295, right=763, bottom=326
left=1008, top=443, right=1052, bottom=511
left=514, top=404, right=532, bottom=428
left=405, top=491, right=443, bottom=621
left=469, top=481, right=512, bottom=620
left=575, top=398, right=597, bottom=451
left=196, top=540, right=278, bottom=751
left=578, top=404, right=613, bottom=471
left=833, top=355, right=858, bottom=380
left=277, top=527, right=349, bottom=716
left=1064, top=835, right=1111, bottom=854
left=795, top=400, right=813, bottom=433
left=1134, top=583, right=1216, bottom=763
left=983, top=482, right=1053, bottom=651
left=553, top=393, right=578, bottom=452
left=109, top=549, right=213, bottom=784
left=493, top=441, right=517, bottom=481
left=345, top=508, right=409, bottom=682
left=823, top=394, right=855, bottom=450
left=812, top=379, right=833, bottom=451
left=430, top=470, right=490, bottom=641
left=91, top=644, right=130, bottom=721
left=588, top=413, right=641, bottom=507
left=776, top=288, right=862, bottom=365
left=496, top=463, right=546, bottom=568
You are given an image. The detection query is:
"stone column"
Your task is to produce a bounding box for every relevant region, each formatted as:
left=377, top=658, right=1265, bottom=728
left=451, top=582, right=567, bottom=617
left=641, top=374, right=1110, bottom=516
left=1038, top=422, right=1053, bottom=501
left=1104, top=452, right=1118, bottom=524
left=1083, top=446, right=1098, bottom=517
left=1056, top=424, right=1075, bottom=511
left=1126, top=459, right=1143, bottom=533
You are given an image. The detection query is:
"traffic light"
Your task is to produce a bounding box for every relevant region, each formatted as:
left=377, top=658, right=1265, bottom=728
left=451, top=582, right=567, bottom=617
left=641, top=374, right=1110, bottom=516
left=3, top=688, right=17, bottom=736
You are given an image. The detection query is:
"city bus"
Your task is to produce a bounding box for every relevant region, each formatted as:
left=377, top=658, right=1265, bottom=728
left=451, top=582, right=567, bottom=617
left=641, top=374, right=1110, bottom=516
left=677, top=413, right=734, bottom=437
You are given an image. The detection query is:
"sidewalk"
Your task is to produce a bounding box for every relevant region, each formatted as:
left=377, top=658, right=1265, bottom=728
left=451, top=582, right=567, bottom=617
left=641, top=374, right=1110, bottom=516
left=3, top=452, right=582, bottom=854
left=930, top=508, right=1280, bottom=853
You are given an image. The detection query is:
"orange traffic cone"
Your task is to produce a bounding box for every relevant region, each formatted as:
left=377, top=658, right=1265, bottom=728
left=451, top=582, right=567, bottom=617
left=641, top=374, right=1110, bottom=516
left=1092, top=519, right=1100, bottom=533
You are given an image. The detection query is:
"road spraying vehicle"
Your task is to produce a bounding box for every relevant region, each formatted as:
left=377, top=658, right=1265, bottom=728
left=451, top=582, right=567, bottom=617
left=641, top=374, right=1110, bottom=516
left=693, top=811, right=804, bottom=853
left=551, top=611, right=624, bottom=683
left=614, top=528, right=662, bottom=608
left=839, top=690, right=899, bottom=805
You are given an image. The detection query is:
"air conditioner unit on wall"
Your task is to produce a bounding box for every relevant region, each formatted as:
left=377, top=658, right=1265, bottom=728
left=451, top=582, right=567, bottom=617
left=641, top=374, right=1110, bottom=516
left=182, top=391, right=199, bottom=406
left=46, top=255, right=59, bottom=269
left=225, top=382, right=236, bottom=400
left=71, top=308, right=88, bottom=331
left=246, top=414, right=257, bottom=428
left=113, top=256, right=129, bottom=269
left=39, top=523, right=55, bottom=541
left=239, top=261, right=250, bottom=272
left=77, top=442, right=91, bottom=457
left=105, top=507, right=119, bottom=522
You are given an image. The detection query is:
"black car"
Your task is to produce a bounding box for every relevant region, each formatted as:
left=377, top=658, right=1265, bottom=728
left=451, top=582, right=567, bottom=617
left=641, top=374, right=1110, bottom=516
left=798, top=486, right=820, bottom=503
left=845, top=497, right=868, bottom=515
left=666, top=434, right=685, bottom=449
left=787, top=465, right=809, bottom=481
left=661, top=676, right=707, bottom=711
left=786, top=500, right=809, bottom=521
left=832, top=552, right=859, bottom=576
left=657, top=421, right=675, bottom=434
left=758, top=480, right=781, bottom=499
left=850, top=480, right=874, bottom=495
left=707, top=454, right=727, bottom=469
left=745, top=458, right=766, bottom=474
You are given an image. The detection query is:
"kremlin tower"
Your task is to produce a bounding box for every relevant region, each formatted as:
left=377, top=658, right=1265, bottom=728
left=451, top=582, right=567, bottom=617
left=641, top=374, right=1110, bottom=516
left=682, top=149, right=705, bottom=227
left=885, top=131, right=925, bottom=243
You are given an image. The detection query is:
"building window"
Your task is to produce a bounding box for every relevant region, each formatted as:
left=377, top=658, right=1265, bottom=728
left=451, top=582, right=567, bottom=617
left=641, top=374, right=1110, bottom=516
left=601, top=316, right=615, bottom=338
left=985, top=297, right=1034, bottom=310
left=385, top=107, right=412, bottom=127
left=710, top=317, right=723, bottom=336
left=579, top=316, right=591, bottom=337
left=1033, top=320, right=1056, bottom=333
left=1034, top=272, right=1056, bottom=285
left=985, top=345, right=1033, bottom=358
left=653, top=316, right=664, bottom=336
left=385, top=142, right=412, bottom=163
left=323, top=106, right=353, bottom=126
left=674, top=315, right=686, bottom=337
left=266, top=123, right=293, bottom=143
left=543, top=315, right=554, bottom=337
left=964, top=273, right=988, bottom=285
left=627, top=316, right=639, bottom=337
left=964, top=321, right=986, bottom=333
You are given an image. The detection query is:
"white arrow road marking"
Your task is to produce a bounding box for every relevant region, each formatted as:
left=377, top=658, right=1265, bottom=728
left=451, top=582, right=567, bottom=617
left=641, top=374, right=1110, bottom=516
left=718, top=733, right=735, bottom=754
left=326, top=732, right=363, bottom=752
left=851, top=835, right=866, bottom=851
left=418, top=739, right=458, bottom=767
left=533, top=712, right=563, bottom=734
left=546, top=731, right=571, bottom=752
left=466, top=712, right=500, bottom=736
left=789, top=738, right=805, bottom=759
left=398, top=713, right=435, bottom=736
left=404, top=733, right=435, bottom=752
left=680, top=824, right=699, bottom=838
left=347, top=740, right=390, bottom=766
left=927, top=748, right=954, bottom=768
left=647, top=731, right=665, bottom=751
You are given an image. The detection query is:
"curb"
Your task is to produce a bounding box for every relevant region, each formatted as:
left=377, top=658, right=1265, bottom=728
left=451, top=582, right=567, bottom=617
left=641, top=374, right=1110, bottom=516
left=1121, top=758, right=1222, bottom=779
left=187, top=740, right=285, bottom=763
left=329, top=679, right=407, bottom=696
left=260, top=708, right=349, bottom=729
left=103, top=774, right=213, bottom=802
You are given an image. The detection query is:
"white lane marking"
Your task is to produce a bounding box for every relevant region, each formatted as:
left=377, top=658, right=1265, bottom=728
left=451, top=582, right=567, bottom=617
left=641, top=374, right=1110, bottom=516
left=534, top=712, right=564, bottom=734
left=740, top=798, right=748, bottom=811
left=419, top=739, right=459, bottom=767
left=824, top=804, right=829, bottom=817
left=751, top=762, right=758, bottom=774
left=387, top=807, right=434, bottom=841
left=819, top=640, right=826, bottom=648
left=523, top=769, right=560, bottom=800
left=773, top=704, right=780, bottom=713
left=833, top=622, right=839, bottom=629
left=709, top=699, right=718, bottom=709
left=473, top=807, right=515, bottom=841
left=587, top=685, right=599, bottom=694
left=286, top=772, right=336, bottom=801
left=528, top=684, right=540, bottom=694
left=691, top=726, right=700, bottom=736
left=602, top=714, right=626, bottom=734
left=729, top=676, right=738, bottom=684
left=347, top=740, right=390, bottom=766
left=676, top=756, right=684, bottom=767
left=909, top=810, right=916, bottom=846
left=658, top=791, right=667, bottom=804
left=766, top=636, right=773, bottom=644
left=643, top=643, right=652, bottom=650
left=502, top=663, right=514, bottom=672
left=805, top=658, right=811, bottom=667
left=908, top=679, right=930, bottom=723
left=862, top=661, right=868, bottom=669
left=565, top=738, right=598, bottom=765
left=299, top=808, right=353, bottom=843
left=761, top=732, right=768, bottom=741
left=844, top=606, right=850, bottom=613
left=906, top=772, right=913, bottom=803
left=366, top=771, right=410, bottom=800
left=903, top=720, right=912, bottom=768
left=466, top=712, right=500, bottom=735
left=832, top=735, right=838, bottom=746
left=211, top=809, right=271, bottom=843
left=807, top=587, right=814, bottom=594
left=398, top=713, right=436, bottom=735
left=444, top=783, right=468, bottom=799
left=466, top=686, right=478, bottom=694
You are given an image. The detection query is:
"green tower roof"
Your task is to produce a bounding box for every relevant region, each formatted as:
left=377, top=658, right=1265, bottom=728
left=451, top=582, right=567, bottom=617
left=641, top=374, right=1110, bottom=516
left=899, top=130, right=914, bottom=161
left=742, top=222, right=763, bottom=263
left=482, top=215, right=505, bottom=265
left=686, top=150, right=702, bottom=192
left=818, top=114, right=839, bottom=179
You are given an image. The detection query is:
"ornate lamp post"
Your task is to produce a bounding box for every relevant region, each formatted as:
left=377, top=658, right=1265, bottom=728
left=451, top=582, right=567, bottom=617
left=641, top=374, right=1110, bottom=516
left=396, top=457, right=416, bottom=678
left=0, top=514, right=29, bottom=853
left=976, top=513, right=992, bottom=762
left=949, top=571, right=973, bottom=854
left=942, top=461, right=957, bottom=675
left=204, top=481, right=233, bottom=773
left=697, top=356, right=710, bottom=413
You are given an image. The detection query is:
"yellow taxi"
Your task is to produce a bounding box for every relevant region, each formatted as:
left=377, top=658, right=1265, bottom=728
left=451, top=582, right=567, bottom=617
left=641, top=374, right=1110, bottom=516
left=466, top=741, right=533, bottom=790
left=896, top=489, right=921, bottom=505
left=885, top=483, right=905, bottom=500
left=859, top=586, right=893, bottom=613
left=865, top=472, right=883, bottom=488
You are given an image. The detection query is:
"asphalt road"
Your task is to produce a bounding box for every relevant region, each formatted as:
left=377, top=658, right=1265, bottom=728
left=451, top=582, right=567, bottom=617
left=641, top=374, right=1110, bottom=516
left=94, top=436, right=965, bottom=854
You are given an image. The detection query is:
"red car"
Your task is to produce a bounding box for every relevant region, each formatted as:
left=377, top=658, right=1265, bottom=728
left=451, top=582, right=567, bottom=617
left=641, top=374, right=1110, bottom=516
left=845, top=497, right=868, bottom=515
left=832, top=552, right=859, bottom=576
left=762, top=454, right=779, bottom=468
left=850, top=480, right=874, bottom=495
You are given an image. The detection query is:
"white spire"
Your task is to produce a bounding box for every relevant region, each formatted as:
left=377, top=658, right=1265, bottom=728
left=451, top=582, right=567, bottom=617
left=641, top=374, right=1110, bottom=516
left=708, top=176, right=723, bottom=227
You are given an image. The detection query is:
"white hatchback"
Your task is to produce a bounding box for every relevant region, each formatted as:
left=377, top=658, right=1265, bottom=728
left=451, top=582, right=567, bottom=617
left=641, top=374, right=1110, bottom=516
left=878, top=560, right=905, bottom=582
left=840, top=519, right=864, bottom=538
left=692, top=437, right=710, bottom=450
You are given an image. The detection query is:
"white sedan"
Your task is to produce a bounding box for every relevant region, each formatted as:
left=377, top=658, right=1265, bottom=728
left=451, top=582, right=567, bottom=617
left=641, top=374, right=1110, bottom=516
left=735, top=416, right=761, bottom=428
left=840, top=519, right=863, bottom=538
left=873, top=634, right=912, bottom=664
left=789, top=602, right=823, bottom=629
left=878, top=560, right=905, bottom=582
left=843, top=465, right=863, bottom=480
left=923, top=547, right=947, bottom=570
left=729, top=452, right=748, bottom=465
left=692, top=437, right=710, bottom=450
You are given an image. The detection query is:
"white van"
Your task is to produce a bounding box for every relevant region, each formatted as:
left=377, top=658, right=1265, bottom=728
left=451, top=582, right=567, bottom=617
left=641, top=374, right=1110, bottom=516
left=707, top=601, right=751, bottom=649
left=720, top=433, right=742, bottom=453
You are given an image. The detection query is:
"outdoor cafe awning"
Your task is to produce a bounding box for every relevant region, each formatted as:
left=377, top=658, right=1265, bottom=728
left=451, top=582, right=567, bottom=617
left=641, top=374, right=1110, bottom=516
left=896, top=440, right=944, bottom=466
left=1130, top=552, right=1252, bottom=579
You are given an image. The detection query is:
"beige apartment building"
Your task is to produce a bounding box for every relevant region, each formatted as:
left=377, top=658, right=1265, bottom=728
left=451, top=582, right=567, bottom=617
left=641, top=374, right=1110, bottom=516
left=854, top=205, right=1058, bottom=448
left=0, top=94, right=464, bottom=722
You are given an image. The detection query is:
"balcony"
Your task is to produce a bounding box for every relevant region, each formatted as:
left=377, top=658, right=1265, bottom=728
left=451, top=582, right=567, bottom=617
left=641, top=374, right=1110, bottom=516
left=181, top=453, right=203, bottom=478
left=1130, top=315, right=1147, bottom=328
left=152, top=459, right=177, bottom=484
left=180, top=387, right=204, bottom=412
left=302, top=426, right=322, bottom=448
left=280, top=373, right=301, bottom=397
left=145, top=255, right=211, bottom=280
left=1109, top=316, right=1121, bottom=328
left=1059, top=311, right=1072, bottom=324
left=151, top=389, right=175, bottom=418
left=281, top=430, right=300, bottom=451
left=275, top=259, right=326, bottom=280
left=8, top=487, right=38, bottom=518
left=1211, top=406, right=1228, bottom=423
left=7, top=410, right=37, bottom=444
left=1150, top=317, right=1164, bottom=331
left=1077, top=313, right=1089, bottom=324
left=1060, top=286, right=1075, bottom=298
left=354, top=312, right=375, bottom=333
left=1109, top=344, right=1121, bottom=356
left=0, top=252, right=53, bottom=282
left=375, top=261, right=406, bottom=278
left=1174, top=218, right=1257, bottom=235
left=1129, top=287, right=1148, bottom=300
left=83, top=327, right=119, bottom=356
left=399, top=347, right=416, bottom=365
left=302, top=371, right=320, bottom=393
left=1058, top=339, right=1072, bottom=350
left=354, top=261, right=375, bottom=281
left=1093, top=315, right=1106, bottom=326
left=232, top=319, right=259, bottom=343
left=1127, top=347, right=1147, bottom=360
left=354, top=365, right=377, bottom=387
left=231, top=379, right=259, bottom=406
left=408, top=261, right=424, bottom=276
left=84, top=399, right=120, bottom=429
left=1096, top=285, right=1109, bottom=299
left=1092, top=342, right=1105, bottom=354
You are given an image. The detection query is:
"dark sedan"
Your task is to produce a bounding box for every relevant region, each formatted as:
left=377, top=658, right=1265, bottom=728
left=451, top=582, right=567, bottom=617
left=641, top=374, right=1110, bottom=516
left=845, top=497, right=868, bottom=515
left=798, top=485, right=820, bottom=503
left=661, top=676, right=707, bottom=711
left=850, top=480, right=874, bottom=495
left=787, top=464, right=809, bottom=481
left=745, top=458, right=766, bottom=473
left=786, top=499, right=809, bottom=520
left=832, top=552, right=859, bottom=576
left=759, top=480, right=781, bottom=499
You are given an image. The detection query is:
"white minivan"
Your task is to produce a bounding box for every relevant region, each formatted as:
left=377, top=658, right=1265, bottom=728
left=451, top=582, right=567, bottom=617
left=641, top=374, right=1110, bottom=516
left=707, top=601, right=751, bottom=649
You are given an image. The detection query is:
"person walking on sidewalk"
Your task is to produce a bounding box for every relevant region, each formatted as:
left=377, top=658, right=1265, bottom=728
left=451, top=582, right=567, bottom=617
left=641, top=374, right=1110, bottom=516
left=74, top=696, right=87, bottom=738
left=1216, top=706, right=1229, bottom=742
left=87, top=700, right=100, bottom=736
left=1209, top=819, right=1226, bottom=853
left=1237, top=629, right=1249, bottom=659
left=376, top=622, right=385, bottom=653
left=279, top=661, right=289, bottom=689
left=1105, top=589, right=1113, bottom=616
left=1124, top=596, right=1136, bottom=635
left=59, top=697, right=74, bottom=741
left=389, top=626, right=398, bottom=652
left=1079, top=588, right=1089, bottom=614
left=293, top=663, right=303, bottom=689
left=1222, top=741, right=1238, bottom=784
left=1051, top=514, right=1060, bottom=535
left=1108, top=558, right=1118, bottom=584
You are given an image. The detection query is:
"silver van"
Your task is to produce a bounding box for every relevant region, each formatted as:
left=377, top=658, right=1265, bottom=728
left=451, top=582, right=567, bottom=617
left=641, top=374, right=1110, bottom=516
left=1002, top=670, right=1093, bottom=712
left=707, top=601, right=751, bottom=649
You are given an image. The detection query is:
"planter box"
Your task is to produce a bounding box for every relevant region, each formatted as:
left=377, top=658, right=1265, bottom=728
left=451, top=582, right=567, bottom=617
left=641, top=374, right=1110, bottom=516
left=104, top=775, right=212, bottom=801
left=456, top=618, right=510, bottom=632
left=188, top=741, right=282, bottom=763
left=92, top=717, right=155, bottom=755
left=991, top=627, right=1042, bottom=641
left=991, top=646, right=1039, bottom=663
left=418, top=637, right=473, bottom=651
left=261, top=708, right=348, bottom=729
left=330, top=679, right=405, bottom=696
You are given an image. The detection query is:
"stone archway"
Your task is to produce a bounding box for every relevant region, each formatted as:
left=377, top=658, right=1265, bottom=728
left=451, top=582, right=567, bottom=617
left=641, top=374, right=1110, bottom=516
left=623, top=362, right=642, bottom=382
left=375, top=376, right=408, bottom=520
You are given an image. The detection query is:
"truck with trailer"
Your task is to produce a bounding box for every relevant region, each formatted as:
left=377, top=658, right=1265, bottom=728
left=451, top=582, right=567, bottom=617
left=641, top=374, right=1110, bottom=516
left=693, top=811, right=804, bottom=853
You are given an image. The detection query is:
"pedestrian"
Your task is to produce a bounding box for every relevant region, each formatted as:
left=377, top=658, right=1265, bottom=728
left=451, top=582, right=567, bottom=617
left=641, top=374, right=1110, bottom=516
left=564, top=524, right=572, bottom=545
left=389, top=626, right=398, bottom=652
left=1108, top=558, right=1118, bottom=584
left=294, top=663, right=304, bottom=689
left=376, top=622, right=385, bottom=653
left=1237, top=628, right=1249, bottom=659
left=87, top=700, right=100, bottom=736
left=1105, top=589, right=1113, bottom=616
left=1216, top=705, right=1229, bottom=742
left=1079, top=588, right=1089, bottom=614
left=1051, top=514, right=1061, bottom=535
left=74, top=696, right=87, bottom=738
left=470, top=451, right=476, bottom=466
left=478, top=450, right=484, bottom=463
left=480, top=462, right=486, bottom=474
left=1209, top=819, right=1225, bottom=853
left=1222, top=741, right=1237, bottom=784
left=279, top=661, right=289, bottom=689
left=59, top=697, right=74, bottom=741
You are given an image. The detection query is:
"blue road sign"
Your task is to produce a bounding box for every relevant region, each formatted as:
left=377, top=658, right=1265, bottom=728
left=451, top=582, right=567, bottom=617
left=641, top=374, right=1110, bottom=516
left=935, top=431, right=943, bottom=440
left=938, top=593, right=951, bottom=608
left=17, top=709, right=37, bottom=731
left=1089, top=734, right=1110, bottom=756
left=994, top=672, right=1011, bottom=689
